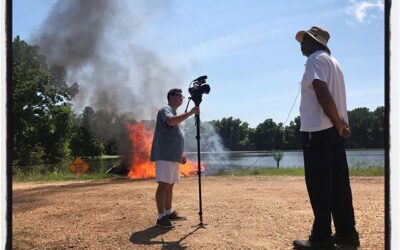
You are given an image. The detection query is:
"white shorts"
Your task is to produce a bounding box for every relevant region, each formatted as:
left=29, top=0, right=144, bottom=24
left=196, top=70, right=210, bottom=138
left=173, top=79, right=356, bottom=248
left=155, top=160, right=180, bottom=184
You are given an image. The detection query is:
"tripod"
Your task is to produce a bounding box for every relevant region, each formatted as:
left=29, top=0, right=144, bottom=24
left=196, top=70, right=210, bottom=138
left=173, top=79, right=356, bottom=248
left=185, top=75, right=210, bottom=228
left=185, top=99, right=206, bottom=228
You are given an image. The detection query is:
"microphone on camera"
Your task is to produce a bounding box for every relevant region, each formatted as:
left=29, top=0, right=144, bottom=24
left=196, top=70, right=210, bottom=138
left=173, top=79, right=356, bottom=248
left=193, top=75, right=207, bottom=82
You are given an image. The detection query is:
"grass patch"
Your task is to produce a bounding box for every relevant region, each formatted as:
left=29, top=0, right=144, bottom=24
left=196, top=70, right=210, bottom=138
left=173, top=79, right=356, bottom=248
left=13, top=170, right=121, bottom=182
left=348, top=157, right=384, bottom=176
left=349, top=166, right=384, bottom=176
left=13, top=172, right=122, bottom=182
left=12, top=162, right=121, bottom=183
left=215, top=166, right=384, bottom=177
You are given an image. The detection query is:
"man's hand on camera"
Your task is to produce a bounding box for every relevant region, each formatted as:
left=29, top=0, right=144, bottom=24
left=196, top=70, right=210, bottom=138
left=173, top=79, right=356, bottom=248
left=334, top=120, right=351, bottom=138
left=182, top=155, right=187, bottom=164
left=189, top=107, right=200, bottom=116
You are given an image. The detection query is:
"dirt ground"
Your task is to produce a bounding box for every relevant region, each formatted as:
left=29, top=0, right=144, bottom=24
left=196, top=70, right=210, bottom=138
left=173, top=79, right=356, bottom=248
left=12, top=176, right=384, bottom=249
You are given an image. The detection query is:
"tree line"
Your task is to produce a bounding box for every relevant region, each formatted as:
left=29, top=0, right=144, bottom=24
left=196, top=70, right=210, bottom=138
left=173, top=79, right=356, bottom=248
left=210, top=106, right=384, bottom=151
left=11, top=37, right=384, bottom=170
left=12, top=37, right=133, bottom=168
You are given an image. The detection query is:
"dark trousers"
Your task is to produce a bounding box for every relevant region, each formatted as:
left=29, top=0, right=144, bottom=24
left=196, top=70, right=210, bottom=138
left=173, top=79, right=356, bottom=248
left=302, top=127, right=356, bottom=240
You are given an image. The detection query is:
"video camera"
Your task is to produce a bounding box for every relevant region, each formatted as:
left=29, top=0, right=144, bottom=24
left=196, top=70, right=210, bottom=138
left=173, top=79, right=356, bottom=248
left=188, top=75, right=211, bottom=106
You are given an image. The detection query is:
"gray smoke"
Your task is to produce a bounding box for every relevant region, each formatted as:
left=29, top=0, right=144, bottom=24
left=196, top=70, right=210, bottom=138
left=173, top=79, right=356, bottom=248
left=32, top=0, right=231, bottom=170
left=32, top=0, right=114, bottom=70
left=182, top=119, right=231, bottom=174
left=32, top=0, right=182, bottom=120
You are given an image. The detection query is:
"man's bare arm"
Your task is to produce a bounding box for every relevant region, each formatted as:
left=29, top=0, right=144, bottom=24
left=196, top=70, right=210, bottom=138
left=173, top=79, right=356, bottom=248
left=166, top=107, right=200, bottom=126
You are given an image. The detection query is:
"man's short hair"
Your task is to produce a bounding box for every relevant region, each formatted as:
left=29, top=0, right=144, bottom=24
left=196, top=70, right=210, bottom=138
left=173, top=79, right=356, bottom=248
left=167, top=88, right=182, bottom=103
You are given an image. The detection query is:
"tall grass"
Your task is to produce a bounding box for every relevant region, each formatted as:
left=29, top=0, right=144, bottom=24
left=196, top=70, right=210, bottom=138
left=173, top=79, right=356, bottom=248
left=348, top=157, right=384, bottom=176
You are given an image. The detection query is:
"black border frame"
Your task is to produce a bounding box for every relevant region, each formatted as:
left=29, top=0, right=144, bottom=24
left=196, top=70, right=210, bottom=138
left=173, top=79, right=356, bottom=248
left=5, top=0, right=392, bottom=249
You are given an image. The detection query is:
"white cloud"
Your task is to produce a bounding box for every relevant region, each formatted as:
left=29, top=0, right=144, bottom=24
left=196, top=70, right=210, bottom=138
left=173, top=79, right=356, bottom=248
left=346, top=0, right=384, bottom=24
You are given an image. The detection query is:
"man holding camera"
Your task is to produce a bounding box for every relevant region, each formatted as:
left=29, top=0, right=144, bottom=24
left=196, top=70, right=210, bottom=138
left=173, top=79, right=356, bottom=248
left=292, top=26, right=359, bottom=249
left=150, top=88, right=200, bottom=229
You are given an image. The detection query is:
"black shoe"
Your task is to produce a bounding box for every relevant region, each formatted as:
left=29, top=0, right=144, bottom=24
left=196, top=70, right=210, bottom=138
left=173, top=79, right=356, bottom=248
left=293, top=239, right=335, bottom=250
left=165, top=211, right=187, bottom=221
left=333, top=231, right=360, bottom=247
left=156, top=216, right=174, bottom=229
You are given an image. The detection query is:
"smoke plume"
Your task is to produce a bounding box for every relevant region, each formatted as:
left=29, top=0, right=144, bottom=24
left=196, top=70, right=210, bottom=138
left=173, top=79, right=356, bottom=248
left=182, top=119, right=231, bottom=174
left=32, top=0, right=183, bottom=120
left=32, top=0, right=230, bottom=171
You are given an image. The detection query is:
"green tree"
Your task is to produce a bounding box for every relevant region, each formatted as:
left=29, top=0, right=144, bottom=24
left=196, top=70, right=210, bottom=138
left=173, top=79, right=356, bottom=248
left=73, top=107, right=136, bottom=156
left=70, top=126, right=104, bottom=157
left=283, top=116, right=302, bottom=150
left=12, top=36, right=78, bottom=166
left=251, top=118, right=282, bottom=150
left=372, top=106, right=384, bottom=148
left=347, top=108, right=375, bottom=148
left=210, top=107, right=382, bottom=152
left=71, top=106, right=105, bottom=157
left=91, top=109, right=122, bottom=155
left=211, top=117, right=250, bottom=150
left=272, top=149, right=284, bottom=169
left=40, top=105, right=74, bottom=163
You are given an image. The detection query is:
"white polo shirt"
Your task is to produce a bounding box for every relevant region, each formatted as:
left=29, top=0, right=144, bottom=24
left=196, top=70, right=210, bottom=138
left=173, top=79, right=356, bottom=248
left=299, top=50, right=348, bottom=132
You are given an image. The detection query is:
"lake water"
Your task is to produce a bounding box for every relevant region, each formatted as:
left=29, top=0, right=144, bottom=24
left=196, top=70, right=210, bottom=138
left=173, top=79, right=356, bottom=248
left=86, top=149, right=384, bottom=174
left=185, top=149, right=384, bottom=174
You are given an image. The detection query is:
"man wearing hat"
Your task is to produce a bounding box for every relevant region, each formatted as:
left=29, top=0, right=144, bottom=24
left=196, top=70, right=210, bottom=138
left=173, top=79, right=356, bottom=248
left=293, top=26, right=360, bottom=249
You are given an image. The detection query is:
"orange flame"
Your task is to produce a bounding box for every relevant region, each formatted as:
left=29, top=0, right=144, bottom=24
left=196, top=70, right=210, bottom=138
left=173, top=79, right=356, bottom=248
left=125, top=122, right=205, bottom=179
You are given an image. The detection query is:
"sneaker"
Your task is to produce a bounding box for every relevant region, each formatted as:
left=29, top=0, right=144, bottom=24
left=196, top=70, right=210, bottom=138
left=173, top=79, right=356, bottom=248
left=333, top=231, right=360, bottom=247
left=165, top=211, right=187, bottom=221
left=293, top=239, right=335, bottom=250
left=156, top=216, right=174, bottom=229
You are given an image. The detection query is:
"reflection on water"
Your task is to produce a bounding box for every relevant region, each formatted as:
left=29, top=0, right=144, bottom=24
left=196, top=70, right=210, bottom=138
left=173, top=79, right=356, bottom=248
left=87, top=150, right=384, bottom=175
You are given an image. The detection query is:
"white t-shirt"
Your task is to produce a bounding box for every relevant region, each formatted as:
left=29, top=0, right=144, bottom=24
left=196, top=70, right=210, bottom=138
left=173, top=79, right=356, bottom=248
left=299, top=50, right=348, bottom=132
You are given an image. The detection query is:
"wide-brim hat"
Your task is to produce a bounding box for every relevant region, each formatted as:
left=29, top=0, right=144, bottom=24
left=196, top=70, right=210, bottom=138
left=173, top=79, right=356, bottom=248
left=295, top=26, right=330, bottom=49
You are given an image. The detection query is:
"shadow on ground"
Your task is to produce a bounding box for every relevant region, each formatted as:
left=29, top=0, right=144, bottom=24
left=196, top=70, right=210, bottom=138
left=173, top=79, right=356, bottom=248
left=292, top=244, right=358, bottom=250
left=130, top=225, right=202, bottom=249
left=336, top=245, right=359, bottom=250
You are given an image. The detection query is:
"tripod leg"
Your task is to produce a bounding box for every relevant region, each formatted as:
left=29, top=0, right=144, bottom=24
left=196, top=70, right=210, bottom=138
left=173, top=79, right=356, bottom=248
left=195, top=113, right=204, bottom=226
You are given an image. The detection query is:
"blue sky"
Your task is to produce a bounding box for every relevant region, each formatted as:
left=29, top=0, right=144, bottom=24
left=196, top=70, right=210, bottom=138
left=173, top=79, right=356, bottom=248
left=12, top=0, right=384, bottom=127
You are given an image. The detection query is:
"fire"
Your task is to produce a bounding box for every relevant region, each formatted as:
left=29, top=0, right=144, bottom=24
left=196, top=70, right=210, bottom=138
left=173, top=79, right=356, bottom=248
left=125, top=122, right=205, bottom=179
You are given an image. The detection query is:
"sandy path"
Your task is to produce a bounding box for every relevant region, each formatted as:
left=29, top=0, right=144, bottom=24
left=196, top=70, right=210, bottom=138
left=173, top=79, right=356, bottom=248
left=12, top=176, right=384, bottom=249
